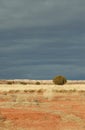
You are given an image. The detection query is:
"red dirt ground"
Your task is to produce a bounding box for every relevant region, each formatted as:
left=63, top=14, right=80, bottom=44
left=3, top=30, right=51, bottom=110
left=0, top=91, right=85, bottom=130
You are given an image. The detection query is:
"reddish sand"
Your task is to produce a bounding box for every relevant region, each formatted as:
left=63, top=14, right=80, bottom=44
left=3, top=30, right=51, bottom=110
left=0, top=91, right=85, bottom=130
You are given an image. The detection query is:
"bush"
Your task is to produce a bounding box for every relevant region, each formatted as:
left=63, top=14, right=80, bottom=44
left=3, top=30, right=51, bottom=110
left=20, top=82, right=27, bottom=85
left=53, top=75, right=67, bottom=85
left=36, top=81, right=40, bottom=85
left=7, top=81, right=13, bottom=85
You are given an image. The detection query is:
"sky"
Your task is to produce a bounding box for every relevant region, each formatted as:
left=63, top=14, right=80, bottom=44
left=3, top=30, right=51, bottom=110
left=0, top=0, right=85, bottom=80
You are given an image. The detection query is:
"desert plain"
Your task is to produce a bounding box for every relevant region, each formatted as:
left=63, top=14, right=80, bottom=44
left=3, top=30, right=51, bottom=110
left=0, top=80, right=85, bottom=130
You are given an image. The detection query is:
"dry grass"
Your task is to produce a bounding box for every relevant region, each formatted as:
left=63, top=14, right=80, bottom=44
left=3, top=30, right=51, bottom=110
left=36, top=89, right=45, bottom=93
left=0, top=86, right=85, bottom=130
left=0, top=112, right=6, bottom=122
left=52, top=89, right=78, bottom=93
left=0, top=80, right=85, bottom=95
left=24, top=90, right=28, bottom=93
left=28, top=90, right=36, bottom=93
left=19, top=82, right=28, bottom=85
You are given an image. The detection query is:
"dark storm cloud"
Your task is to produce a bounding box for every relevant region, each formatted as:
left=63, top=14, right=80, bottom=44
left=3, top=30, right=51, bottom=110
left=0, top=0, right=85, bottom=79
left=0, top=0, right=85, bottom=29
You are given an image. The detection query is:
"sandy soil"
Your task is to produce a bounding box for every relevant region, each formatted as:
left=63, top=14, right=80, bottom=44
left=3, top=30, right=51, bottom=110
left=0, top=81, right=85, bottom=91
left=0, top=80, right=85, bottom=130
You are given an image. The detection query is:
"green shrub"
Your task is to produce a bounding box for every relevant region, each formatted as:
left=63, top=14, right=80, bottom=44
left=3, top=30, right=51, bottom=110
left=53, top=75, right=67, bottom=85
left=36, top=81, right=40, bottom=85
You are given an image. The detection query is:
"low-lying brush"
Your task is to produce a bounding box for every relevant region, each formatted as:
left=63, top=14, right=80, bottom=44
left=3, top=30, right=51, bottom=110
left=20, top=82, right=28, bottom=85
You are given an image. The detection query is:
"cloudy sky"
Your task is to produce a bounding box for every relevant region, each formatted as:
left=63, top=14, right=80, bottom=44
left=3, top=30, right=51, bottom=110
left=0, top=0, right=85, bottom=80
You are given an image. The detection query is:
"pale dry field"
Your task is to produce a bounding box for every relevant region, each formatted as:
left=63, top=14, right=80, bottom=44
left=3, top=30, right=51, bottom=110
left=0, top=80, right=85, bottom=130
left=0, top=80, right=85, bottom=92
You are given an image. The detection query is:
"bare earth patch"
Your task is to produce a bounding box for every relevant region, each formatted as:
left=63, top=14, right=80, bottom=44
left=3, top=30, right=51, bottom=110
left=0, top=80, right=85, bottom=130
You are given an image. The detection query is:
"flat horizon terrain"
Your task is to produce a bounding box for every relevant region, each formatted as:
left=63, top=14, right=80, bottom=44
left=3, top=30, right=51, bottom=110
left=0, top=80, right=85, bottom=130
left=0, top=80, right=85, bottom=92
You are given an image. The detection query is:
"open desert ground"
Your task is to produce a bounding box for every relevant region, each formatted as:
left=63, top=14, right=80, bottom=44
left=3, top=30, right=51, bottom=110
left=0, top=80, right=85, bottom=130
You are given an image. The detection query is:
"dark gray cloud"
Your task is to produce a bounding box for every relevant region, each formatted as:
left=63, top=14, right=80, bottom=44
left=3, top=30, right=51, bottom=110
left=0, top=0, right=85, bottom=29
left=0, top=0, right=85, bottom=79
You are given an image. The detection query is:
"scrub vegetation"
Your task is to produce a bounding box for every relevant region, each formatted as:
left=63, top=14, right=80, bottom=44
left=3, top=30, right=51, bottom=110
left=53, top=75, right=67, bottom=85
